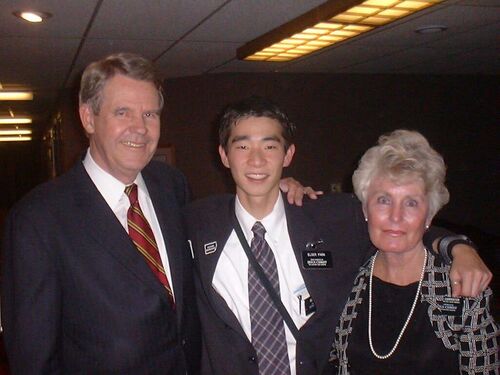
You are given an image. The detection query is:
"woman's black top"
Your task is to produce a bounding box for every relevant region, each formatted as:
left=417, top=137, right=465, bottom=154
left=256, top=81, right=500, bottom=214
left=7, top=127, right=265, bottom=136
left=346, top=276, right=458, bottom=375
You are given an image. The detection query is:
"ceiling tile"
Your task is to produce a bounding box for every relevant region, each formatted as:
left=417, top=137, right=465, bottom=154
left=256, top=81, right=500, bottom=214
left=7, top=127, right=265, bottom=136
left=279, top=44, right=402, bottom=73
left=422, top=21, right=500, bottom=49
left=332, top=46, right=448, bottom=74
left=88, top=0, right=227, bottom=40
left=185, top=0, right=326, bottom=42
left=402, top=47, right=500, bottom=75
left=456, top=0, right=500, bottom=6
left=0, top=37, right=80, bottom=88
left=156, top=40, right=240, bottom=78
left=65, top=38, right=172, bottom=87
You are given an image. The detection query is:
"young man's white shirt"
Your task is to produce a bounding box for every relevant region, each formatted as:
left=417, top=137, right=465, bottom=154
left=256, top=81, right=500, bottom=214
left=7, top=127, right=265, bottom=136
left=212, top=194, right=313, bottom=375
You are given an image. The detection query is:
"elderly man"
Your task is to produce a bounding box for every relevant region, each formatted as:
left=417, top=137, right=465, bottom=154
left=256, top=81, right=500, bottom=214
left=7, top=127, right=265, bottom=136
left=1, top=53, right=200, bottom=374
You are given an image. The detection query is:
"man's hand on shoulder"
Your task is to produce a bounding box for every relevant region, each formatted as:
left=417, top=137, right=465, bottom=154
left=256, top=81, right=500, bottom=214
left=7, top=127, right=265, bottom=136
left=279, top=177, right=323, bottom=206
left=449, top=244, right=492, bottom=297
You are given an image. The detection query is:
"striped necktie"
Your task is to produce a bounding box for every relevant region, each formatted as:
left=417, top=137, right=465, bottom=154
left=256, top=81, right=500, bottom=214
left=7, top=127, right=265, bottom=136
left=248, top=221, right=291, bottom=375
left=125, top=184, right=175, bottom=307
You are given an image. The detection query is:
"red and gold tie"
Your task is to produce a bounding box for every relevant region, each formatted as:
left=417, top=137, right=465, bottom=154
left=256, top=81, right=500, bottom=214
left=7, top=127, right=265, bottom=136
left=125, top=184, right=175, bottom=306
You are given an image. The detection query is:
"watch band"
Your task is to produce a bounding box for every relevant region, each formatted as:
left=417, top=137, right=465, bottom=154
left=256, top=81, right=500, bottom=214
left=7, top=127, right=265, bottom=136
left=438, top=234, right=477, bottom=264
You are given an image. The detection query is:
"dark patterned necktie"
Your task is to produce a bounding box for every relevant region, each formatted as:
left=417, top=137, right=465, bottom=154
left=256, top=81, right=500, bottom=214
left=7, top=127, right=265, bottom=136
left=125, top=184, right=175, bottom=307
left=248, top=221, right=291, bottom=375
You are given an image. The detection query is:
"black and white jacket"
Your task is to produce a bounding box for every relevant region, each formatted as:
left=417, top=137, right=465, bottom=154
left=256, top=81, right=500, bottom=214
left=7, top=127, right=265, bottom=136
left=330, top=251, right=499, bottom=375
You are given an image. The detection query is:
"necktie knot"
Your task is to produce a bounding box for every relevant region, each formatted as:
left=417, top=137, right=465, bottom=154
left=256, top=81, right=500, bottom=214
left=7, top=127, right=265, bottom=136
left=251, top=221, right=266, bottom=239
left=125, top=184, right=138, bottom=205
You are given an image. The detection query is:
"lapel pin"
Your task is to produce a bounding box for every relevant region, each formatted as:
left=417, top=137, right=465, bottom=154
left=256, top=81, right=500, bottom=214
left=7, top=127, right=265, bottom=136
left=187, top=240, right=194, bottom=259
left=306, top=239, right=324, bottom=250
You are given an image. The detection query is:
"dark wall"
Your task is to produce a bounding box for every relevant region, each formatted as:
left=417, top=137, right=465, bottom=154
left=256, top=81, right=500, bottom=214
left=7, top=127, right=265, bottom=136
left=162, top=73, right=499, bottom=239
left=0, top=141, right=42, bottom=209
left=57, top=88, right=88, bottom=172
left=7, top=72, right=496, bottom=242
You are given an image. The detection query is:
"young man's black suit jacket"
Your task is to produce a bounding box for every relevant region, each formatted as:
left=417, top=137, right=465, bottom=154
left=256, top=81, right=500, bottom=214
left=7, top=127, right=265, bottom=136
left=2, top=160, right=200, bottom=374
left=184, top=193, right=371, bottom=375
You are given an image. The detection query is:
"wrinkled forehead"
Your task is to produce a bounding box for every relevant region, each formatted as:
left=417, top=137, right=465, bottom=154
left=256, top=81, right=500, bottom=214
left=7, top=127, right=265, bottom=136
left=370, top=171, right=427, bottom=193
left=100, top=76, right=162, bottom=106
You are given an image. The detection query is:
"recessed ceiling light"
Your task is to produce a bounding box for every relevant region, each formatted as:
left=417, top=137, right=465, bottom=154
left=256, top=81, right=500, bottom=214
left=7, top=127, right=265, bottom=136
left=13, top=10, right=52, bottom=23
left=414, top=25, right=447, bottom=34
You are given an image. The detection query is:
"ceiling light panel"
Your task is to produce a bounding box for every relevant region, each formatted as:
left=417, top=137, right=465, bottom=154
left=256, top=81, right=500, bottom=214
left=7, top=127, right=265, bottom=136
left=0, top=117, right=32, bottom=124
left=0, top=129, right=32, bottom=135
left=0, top=136, right=32, bottom=142
left=0, top=92, right=34, bottom=100
left=239, top=0, right=442, bottom=62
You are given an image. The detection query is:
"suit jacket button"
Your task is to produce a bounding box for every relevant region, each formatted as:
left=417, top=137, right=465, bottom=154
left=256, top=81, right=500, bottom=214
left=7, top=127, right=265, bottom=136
left=248, top=356, right=257, bottom=363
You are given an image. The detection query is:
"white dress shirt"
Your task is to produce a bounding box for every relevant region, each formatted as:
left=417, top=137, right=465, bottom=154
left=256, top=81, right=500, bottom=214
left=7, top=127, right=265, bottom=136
left=212, top=194, right=313, bottom=375
left=82, top=150, right=175, bottom=298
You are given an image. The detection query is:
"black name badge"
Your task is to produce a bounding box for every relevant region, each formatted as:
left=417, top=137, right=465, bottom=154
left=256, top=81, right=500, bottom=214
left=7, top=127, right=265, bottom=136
left=302, top=251, right=332, bottom=269
left=436, top=296, right=463, bottom=316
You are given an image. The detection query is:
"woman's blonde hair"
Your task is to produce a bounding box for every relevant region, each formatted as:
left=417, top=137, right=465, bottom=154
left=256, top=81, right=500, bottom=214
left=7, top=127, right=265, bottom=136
left=352, top=129, right=450, bottom=221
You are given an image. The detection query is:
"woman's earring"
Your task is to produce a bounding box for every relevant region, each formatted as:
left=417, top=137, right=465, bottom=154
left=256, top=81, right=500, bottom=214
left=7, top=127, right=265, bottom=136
left=364, top=217, right=368, bottom=222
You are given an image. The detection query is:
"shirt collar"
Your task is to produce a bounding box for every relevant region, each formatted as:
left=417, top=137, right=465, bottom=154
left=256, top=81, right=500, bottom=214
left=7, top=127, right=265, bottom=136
left=82, top=148, right=148, bottom=209
left=234, top=194, right=285, bottom=243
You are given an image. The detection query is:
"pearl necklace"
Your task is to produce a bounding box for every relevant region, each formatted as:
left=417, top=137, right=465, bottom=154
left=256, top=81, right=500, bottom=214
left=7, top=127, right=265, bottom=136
left=368, top=249, right=427, bottom=360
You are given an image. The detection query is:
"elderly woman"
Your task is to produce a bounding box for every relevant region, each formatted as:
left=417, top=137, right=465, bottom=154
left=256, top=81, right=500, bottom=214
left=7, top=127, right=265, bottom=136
left=330, top=130, right=498, bottom=374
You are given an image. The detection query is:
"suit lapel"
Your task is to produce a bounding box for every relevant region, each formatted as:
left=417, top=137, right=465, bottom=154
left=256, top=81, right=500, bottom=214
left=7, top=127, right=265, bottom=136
left=143, top=168, right=186, bottom=321
left=72, top=163, right=171, bottom=305
left=284, top=199, right=325, bottom=316
left=197, top=197, right=249, bottom=339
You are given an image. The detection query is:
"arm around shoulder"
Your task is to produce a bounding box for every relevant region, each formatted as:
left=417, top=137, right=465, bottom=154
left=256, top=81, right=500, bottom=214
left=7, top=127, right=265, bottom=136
left=424, top=228, right=492, bottom=297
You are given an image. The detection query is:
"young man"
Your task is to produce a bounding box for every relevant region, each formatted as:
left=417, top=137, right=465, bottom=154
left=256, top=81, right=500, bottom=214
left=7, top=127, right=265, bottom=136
left=184, top=96, right=491, bottom=375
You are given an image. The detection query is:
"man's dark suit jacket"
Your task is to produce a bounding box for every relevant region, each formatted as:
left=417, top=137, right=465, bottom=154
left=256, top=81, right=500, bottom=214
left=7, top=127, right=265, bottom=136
left=184, top=193, right=371, bottom=375
left=1, top=161, right=200, bottom=374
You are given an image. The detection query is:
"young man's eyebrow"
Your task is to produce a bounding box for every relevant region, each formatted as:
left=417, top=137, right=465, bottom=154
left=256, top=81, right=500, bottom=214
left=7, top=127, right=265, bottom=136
left=262, top=135, right=281, bottom=142
left=230, top=135, right=247, bottom=143
left=230, top=135, right=282, bottom=143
